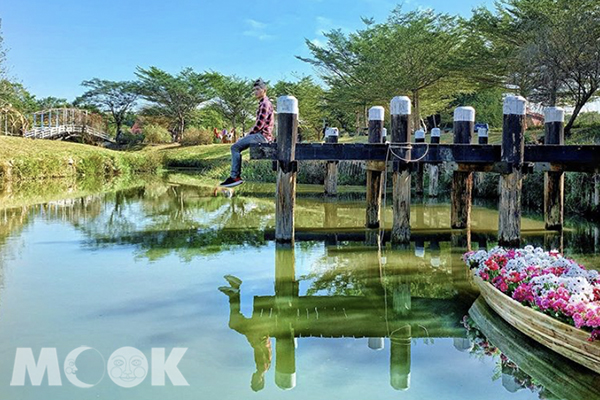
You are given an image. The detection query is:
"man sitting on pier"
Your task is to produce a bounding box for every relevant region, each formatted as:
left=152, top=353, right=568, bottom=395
left=219, top=79, right=274, bottom=188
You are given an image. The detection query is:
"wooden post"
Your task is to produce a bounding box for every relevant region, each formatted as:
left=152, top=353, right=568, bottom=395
left=324, top=127, right=339, bottom=196
left=499, top=95, right=526, bottom=247
left=474, top=127, right=489, bottom=190
left=391, top=96, right=412, bottom=244
left=428, top=128, right=440, bottom=197
left=366, top=106, right=385, bottom=229
left=478, top=126, right=489, bottom=145
left=275, top=96, right=299, bottom=242
left=451, top=107, right=475, bottom=229
left=390, top=326, right=411, bottom=391
left=414, top=129, right=425, bottom=196
left=544, top=107, right=565, bottom=231
left=274, top=243, right=298, bottom=390
left=595, top=174, right=600, bottom=210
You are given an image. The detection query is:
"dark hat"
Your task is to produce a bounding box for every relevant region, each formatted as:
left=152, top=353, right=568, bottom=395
left=253, top=78, right=267, bottom=90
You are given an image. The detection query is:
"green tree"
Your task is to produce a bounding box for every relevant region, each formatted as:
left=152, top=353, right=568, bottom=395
left=272, top=76, right=326, bottom=140
left=35, top=96, right=71, bottom=110
left=300, top=8, right=474, bottom=129
left=451, top=88, right=504, bottom=128
left=211, top=74, right=255, bottom=140
left=135, top=66, right=214, bottom=142
left=75, top=78, right=139, bottom=137
left=470, top=0, right=600, bottom=136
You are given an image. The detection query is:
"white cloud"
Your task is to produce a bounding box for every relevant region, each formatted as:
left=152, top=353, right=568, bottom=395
left=245, top=19, right=266, bottom=30
left=315, top=16, right=334, bottom=36
left=310, top=38, right=324, bottom=48
left=243, top=19, right=273, bottom=41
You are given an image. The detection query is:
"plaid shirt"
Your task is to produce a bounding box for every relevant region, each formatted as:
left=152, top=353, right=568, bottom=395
left=250, top=96, right=274, bottom=142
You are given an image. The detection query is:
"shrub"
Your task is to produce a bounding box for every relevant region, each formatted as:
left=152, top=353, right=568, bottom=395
left=143, top=125, right=172, bottom=144
left=181, top=127, right=212, bottom=146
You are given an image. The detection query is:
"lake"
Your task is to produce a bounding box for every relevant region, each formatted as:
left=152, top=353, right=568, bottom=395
left=0, top=172, right=599, bottom=400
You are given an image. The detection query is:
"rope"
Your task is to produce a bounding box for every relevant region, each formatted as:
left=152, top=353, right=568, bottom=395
left=379, top=139, right=430, bottom=337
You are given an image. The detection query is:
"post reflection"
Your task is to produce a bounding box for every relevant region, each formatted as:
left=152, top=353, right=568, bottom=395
left=219, top=240, right=473, bottom=392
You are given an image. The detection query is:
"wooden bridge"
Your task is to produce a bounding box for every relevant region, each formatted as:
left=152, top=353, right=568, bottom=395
left=251, top=95, right=600, bottom=247
left=23, top=108, right=115, bottom=143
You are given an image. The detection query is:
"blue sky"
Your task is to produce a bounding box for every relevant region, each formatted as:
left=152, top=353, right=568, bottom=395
left=2, top=0, right=495, bottom=101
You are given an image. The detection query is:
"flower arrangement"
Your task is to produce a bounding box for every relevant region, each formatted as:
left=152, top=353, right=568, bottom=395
left=463, top=246, right=600, bottom=341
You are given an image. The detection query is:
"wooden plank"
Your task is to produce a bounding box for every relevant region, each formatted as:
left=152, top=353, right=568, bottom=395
left=250, top=143, right=600, bottom=170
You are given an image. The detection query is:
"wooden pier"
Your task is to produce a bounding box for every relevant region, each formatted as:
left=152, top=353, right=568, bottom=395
left=251, top=95, right=600, bottom=246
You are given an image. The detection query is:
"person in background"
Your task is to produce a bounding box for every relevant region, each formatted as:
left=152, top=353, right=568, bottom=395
left=213, top=127, right=222, bottom=143
left=219, top=78, right=274, bottom=188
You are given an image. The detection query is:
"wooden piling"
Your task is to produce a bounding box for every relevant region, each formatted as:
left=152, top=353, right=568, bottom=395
left=544, top=107, right=565, bottom=231
left=390, top=325, right=411, bottom=391
left=366, top=106, right=385, bottom=229
left=414, top=129, right=425, bottom=196
left=474, top=127, right=489, bottom=190
left=324, top=127, right=339, bottom=196
left=275, top=96, right=299, bottom=242
left=428, top=128, right=440, bottom=197
left=451, top=107, right=475, bottom=229
left=274, top=243, right=298, bottom=390
left=499, top=95, right=526, bottom=247
left=390, top=96, right=412, bottom=244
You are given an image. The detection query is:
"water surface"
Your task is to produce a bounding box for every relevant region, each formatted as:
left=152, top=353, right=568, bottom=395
left=0, top=173, right=599, bottom=400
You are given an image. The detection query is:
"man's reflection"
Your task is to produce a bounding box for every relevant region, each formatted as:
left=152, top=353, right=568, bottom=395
left=219, top=275, right=272, bottom=392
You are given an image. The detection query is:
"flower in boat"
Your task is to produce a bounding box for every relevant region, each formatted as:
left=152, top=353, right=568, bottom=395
left=463, top=246, right=600, bottom=340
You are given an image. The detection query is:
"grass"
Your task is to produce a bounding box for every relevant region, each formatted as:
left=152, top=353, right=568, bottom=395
left=0, top=136, right=162, bottom=182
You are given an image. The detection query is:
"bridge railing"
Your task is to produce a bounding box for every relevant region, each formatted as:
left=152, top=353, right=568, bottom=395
left=24, top=124, right=114, bottom=142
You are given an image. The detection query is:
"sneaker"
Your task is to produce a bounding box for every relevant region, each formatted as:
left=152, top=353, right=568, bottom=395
left=218, top=286, right=240, bottom=297
left=219, top=177, right=244, bottom=188
left=224, top=274, right=242, bottom=289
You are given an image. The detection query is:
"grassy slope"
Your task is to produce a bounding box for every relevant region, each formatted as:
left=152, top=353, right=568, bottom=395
left=0, top=136, right=161, bottom=181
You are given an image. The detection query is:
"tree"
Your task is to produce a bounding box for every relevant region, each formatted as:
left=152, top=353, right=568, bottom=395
left=211, top=74, right=255, bottom=140
left=470, top=0, right=600, bottom=136
left=0, top=19, right=11, bottom=106
left=75, top=78, right=139, bottom=137
left=135, top=66, right=214, bottom=142
left=272, top=76, right=326, bottom=140
left=299, top=8, right=475, bottom=129
left=35, top=96, right=71, bottom=110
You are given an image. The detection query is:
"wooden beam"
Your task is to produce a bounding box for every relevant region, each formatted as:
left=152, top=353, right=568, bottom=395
left=499, top=96, right=526, bottom=247
left=451, top=106, right=475, bottom=229
left=390, top=96, right=412, bottom=244
left=544, top=107, right=565, bottom=231
left=324, top=128, right=339, bottom=196
left=275, top=96, right=298, bottom=242
left=366, top=106, right=385, bottom=229
left=414, top=129, right=425, bottom=195
left=428, top=128, right=441, bottom=197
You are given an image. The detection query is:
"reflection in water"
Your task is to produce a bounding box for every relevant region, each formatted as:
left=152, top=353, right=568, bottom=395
left=468, top=298, right=600, bottom=400
left=1, top=174, right=600, bottom=398
left=220, top=241, right=475, bottom=392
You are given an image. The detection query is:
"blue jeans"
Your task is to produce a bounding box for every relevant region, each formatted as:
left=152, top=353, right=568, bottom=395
left=230, top=133, right=267, bottom=178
